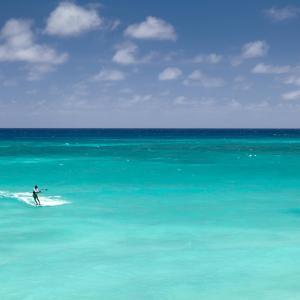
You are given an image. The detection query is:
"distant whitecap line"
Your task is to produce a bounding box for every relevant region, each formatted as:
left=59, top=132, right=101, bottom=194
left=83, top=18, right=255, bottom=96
left=0, top=191, right=69, bottom=207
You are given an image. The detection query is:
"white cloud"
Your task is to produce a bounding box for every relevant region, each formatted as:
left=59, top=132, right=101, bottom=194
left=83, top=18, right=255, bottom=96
left=112, top=43, right=153, bottom=65
left=173, top=96, right=215, bottom=106
left=193, top=53, right=222, bottom=64
left=124, top=16, right=176, bottom=41
left=233, top=40, right=269, bottom=65
left=184, top=70, right=225, bottom=88
left=282, top=90, right=300, bottom=101
left=233, top=76, right=252, bottom=91
left=93, top=69, right=125, bottom=81
left=174, top=96, right=188, bottom=105
left=119, top=94, right=153, bottom=107
left=0, top=19, right=68, bottom=64
left=112, top=43, right=138, bottom=65
left=108, top=19, right=121, bottom=31
left=252, top=63, right=290, bottom=74
left=284, top=75, right=300, bottom=86
left=45, top=2, right=101, bottom=37
left=0, top=19, right=68, bottom=79
left=158, top=67, right=182, bottom=80
left=265, top=6, right=300, bottom=22
left=228, top=99, right=242, bottom=109
left=132, top=94, right=152, bottom=103
left=241, top=41, right=269, bottom=59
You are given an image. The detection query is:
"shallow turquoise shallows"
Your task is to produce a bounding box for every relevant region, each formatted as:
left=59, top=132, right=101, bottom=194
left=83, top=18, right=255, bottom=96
left=1, top=129, right=300, bottom=300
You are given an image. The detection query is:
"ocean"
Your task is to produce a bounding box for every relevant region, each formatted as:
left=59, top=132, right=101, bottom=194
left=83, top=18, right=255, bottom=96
left=1, top=129, right=300, bottom=299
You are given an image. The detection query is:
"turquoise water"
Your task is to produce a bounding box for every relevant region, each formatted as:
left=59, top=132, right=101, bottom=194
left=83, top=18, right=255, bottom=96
left=1, top=129, right=300, bottom=299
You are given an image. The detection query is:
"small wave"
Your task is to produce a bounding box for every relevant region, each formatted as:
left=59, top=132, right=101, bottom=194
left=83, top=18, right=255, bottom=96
left=0, top=191, right=69, bottom=207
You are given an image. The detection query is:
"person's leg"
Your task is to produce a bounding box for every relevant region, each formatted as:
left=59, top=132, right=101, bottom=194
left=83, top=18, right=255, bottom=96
left=33, top=195, right=39, bottom=206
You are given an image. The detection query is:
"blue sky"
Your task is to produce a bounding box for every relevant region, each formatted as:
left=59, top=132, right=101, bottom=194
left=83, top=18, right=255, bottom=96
left=1, top=0, right=300, bottom=127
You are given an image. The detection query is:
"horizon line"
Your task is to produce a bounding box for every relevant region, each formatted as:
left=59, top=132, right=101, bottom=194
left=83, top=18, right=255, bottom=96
left=1, top=128, right=300, bottom=130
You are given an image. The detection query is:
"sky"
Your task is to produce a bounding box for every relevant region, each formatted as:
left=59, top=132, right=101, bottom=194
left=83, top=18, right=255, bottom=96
left=1, top=0, right=300, bottom=128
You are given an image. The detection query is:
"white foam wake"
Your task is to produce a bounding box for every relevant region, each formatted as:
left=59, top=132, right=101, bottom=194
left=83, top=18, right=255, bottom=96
left=0, top=191, right=69, bottom=207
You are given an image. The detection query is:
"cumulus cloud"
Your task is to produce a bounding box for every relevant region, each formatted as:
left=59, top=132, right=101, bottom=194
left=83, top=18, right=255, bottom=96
left=0, top=19, right=68, bottom=64
left=112, top=43, right=153, bottom=65
left=284, top=75, right=300, bottom=86
left=112, top=43, right=138, bottom=65
left=193, top=53, right=222, bottom=64
left=252, top=63, right=290, bottom=74
left=265, top=6, right=300, bottom=22
left=282, top=90, right=300, bottom=101
left=158, top=67, right=182, bottom=80
left=124, top=16, right=176, bottom=41
left=93, top=69, right=125, bottom=81
left=241, top=41, right=269, bottom=59
left=184, top=70, right=225, bottom=88
left=45, top=2, right=101, bottom=37
left=233, top=40, right=269, bottom=65
left=0, top=19, right=68, bottom=79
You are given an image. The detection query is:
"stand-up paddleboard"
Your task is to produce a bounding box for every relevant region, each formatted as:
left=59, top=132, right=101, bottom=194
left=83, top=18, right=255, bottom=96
left=0, top=191, right=69, bottom=207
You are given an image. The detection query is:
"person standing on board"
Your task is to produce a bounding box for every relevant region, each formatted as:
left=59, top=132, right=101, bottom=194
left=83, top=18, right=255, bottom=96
left=32, top=185, right=41, bottom=206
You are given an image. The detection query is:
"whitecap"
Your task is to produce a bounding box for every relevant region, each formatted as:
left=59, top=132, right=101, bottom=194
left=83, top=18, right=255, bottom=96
left=0, top=191, right=69, bottom=207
